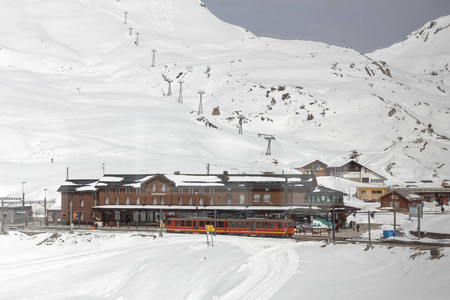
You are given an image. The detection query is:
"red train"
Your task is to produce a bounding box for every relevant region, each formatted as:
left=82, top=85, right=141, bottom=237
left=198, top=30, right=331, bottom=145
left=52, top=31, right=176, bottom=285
left=165, top=217, right=295, bottom=237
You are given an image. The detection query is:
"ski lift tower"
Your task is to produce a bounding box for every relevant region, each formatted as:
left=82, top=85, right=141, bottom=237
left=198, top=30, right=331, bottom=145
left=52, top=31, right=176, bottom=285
left=258, top=134, right=275, bottom=155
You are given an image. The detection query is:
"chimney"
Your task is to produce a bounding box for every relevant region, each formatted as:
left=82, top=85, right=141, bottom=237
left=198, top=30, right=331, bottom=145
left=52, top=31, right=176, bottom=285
left=174, top=171, right=180, bottom=175
left=222, top=171, right=229, bottom=181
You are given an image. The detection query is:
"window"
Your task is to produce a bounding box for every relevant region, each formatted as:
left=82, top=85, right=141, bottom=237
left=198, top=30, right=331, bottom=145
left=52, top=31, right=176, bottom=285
left=133, top=211, right=139, bottom=221
left=199, top=198, right=204, bottom=205
left=125, top=188, right=131, bottom=194
left=136, top=197, right=140, bottom=205
left=68, top=191, right=74, bottom=197
left=226, top=194, right=232, bottom=205
left=210, top=198, right=214, bottom=205
left=189, top=198, right=193, bottom=205
left=362, top=178, right=370, bottom=183
left=80, top=200, right=84, bottom=207
left=105, top=188, right=110, bottom=194
left=115, top=197, right=119, bottom=205
left=209, top=188, right=215, bottom=194
left=126, top=197, right=130, bottom=205
left=160, top=197, right=164, bottom=205
left=152, top=184, right=156, bottom=192
left=188, top=188, right=194, bottom=194
left=372, top=190, right=383, bottom=194
left=80, top=191, right=85, bottom=197
left=239, top=194, right=245, bottom=205
left=253, top=194, right=260, bottom=202
left=80, top=212, right=84, bottom=221
left=199, top=188, right=205, bottom=194
left=371, top=179, right=384, bottom=183
left=263, top=194, right=270, bottom=202
left=265, top=188, right=270, bottom=192
left=153, top=197, right=157, bottom=205
left=115, top=188, right=120, bottom=194
left=162, top=184, right=166, bottom=192
left=178, top=188, right=183, bottom=194
left=178, top=197, right=183, bottom=205
left=105, top=197, right=109, bottom=205
left=135, top=188, right=141, bottom=194
left=361, top=190, right=367, bottom=195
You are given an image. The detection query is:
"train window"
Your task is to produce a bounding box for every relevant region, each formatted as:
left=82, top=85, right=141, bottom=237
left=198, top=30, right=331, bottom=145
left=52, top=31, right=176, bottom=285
left=263, top=222, right=268, bottom=229
left=244, top=222, right=249, bottom=228
left=288, top=222, right=294, bottom=227
left=256, top=222, right=262, bottom=229
left=206, top=221, right=212, bottom=225
left=167, top=220, right=172, bottom=225
left=233, top=221, right=238, bottom=228
left=200, top=221, right=205, bottom=227
left=238, top=221, right=243, bottom=228
left=227, top=222, right=232, bottom=228
left=175, top=221, right=179, bottom=226
left=277, top=222, right=283, bottom=228
left=187, top=221, right=192, bottom=227
left=181, top=220, right=185, bottom=226
left=218, top=221, right=224, bottom=228
left=269, top=222, right=275, bottom=229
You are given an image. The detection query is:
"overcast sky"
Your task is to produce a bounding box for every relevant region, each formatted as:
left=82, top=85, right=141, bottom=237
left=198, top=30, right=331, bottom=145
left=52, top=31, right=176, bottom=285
left=202, top=0, right=450, bottom=53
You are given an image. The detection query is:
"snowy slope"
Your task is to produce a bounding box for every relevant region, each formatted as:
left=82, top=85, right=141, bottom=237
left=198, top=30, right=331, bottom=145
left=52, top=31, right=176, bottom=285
left=1, top=231, right=449, bottom=300
left=0, top=0, right=449, bottom=200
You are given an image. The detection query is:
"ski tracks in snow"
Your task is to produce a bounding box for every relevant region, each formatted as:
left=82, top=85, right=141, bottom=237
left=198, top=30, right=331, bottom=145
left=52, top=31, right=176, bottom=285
left=218, top=243, right=299, bottom=300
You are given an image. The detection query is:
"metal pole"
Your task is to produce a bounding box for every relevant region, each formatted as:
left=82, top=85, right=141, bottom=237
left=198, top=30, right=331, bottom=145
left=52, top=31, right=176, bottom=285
left=151, top=49, right=156, bottom=67
left=368, top=211, right=371, bottom=244
left=393, top=188, right=396, bottom=233
left=135, top=32, right=140, bottom=46
left=1, top=200, right=4, bottom=232
left=198, top=91, right=204, bottom=115
left=214, top=209, right=217, bottom=236
left=178, top=81, right=183, bottom=103
left=22, top=181, right=26, bottom=209
left=332, top=203, right=335, bottom=242
left=69, top=200, right=73, bottom=234
left=44, top=189, right=47, bottom=226
left=124, top=12, right=128, bottom=25
left=417, top=204, right=421, bottom=240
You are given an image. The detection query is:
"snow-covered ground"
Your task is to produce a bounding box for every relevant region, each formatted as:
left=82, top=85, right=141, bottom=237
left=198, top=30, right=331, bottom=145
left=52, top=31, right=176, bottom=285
left=0, top=230, right=448, bottom=300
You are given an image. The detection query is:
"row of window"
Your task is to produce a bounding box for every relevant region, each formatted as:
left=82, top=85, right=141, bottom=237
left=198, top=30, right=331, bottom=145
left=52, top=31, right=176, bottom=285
left=360, top=190, right=384, bottom=195
left=102, top=194, right=272, bottom=206
left=168, top=220, right=289, bottom=229
left=307, top=194, right=343, bottom=203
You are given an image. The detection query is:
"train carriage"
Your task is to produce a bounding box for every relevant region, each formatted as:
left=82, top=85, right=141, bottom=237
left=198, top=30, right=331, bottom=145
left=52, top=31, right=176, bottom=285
left=165, top=217, right=295, bottom=237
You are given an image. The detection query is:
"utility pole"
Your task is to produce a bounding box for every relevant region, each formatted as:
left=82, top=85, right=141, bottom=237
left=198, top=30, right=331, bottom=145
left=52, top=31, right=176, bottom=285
left=332, top=202, right=336, bottom=242
left=238, top=115, right=244, bottom=135
left=417, top=203, right=421, bottom=240
left=102, top=163, right=105, bottom=176
left=178, top=80, right=183, bottom=103
left=1, top=200, right=4, bottom=233
left=151, top=49, right=156, bottom=67
left=368, top=211, right=371, bottom=244
left=129, top=27, right=133, bottom=35
left=258, top=134, right=275, bottom=155
left=22, top=181, right=26, bottom=209
left=44, top=189, right=47, bottom=226
left=197, top=90, right=204, bottom=115
left=167, top=79, right=172, bottom=96
left=135, top=32, right=140, bottom=46
left=124, top=12, right=128, bottom=25
left=69, top=200, right=74, bottom=234
left=393, top=188, right=397, bottom=235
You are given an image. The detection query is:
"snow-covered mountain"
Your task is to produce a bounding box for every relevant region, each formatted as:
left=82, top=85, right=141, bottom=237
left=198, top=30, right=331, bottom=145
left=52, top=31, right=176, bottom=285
left=1, top=0, right=449, bottom=200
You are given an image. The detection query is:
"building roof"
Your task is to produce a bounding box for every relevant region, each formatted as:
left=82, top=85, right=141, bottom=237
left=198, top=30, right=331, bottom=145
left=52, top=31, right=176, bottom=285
left=381, top=188, right=423, bottom=202
left=57, top=179, right=99, bottom=192
left=327, top=160, right=387, bottom=180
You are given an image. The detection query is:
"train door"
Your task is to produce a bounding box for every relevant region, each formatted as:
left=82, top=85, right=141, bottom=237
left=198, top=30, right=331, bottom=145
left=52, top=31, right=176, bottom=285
left=250, top=221, right=256, bottom=232
left=193, top=221, right=198, bottom=230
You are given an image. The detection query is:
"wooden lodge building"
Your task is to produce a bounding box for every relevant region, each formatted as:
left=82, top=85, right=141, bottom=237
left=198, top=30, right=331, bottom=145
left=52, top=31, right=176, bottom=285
left=58, top=172, right=355, bottom=227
